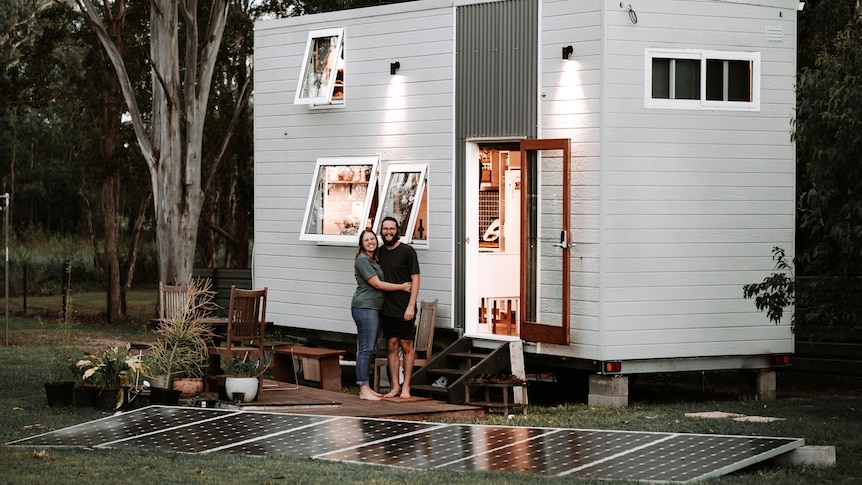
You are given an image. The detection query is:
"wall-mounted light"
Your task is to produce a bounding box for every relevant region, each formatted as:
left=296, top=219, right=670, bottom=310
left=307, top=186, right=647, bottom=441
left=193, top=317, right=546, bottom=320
left=390, top=61, right=401, bottom=75
left=562, top=45, right=573, bottom=60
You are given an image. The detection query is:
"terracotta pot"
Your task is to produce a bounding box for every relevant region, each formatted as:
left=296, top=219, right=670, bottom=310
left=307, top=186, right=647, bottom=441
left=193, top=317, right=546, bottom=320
left=172, top=378, right=203, bottom=398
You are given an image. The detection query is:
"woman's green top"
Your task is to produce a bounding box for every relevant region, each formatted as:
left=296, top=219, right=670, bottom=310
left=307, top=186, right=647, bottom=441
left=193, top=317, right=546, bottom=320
left=352, top=253, right=384, bottom=309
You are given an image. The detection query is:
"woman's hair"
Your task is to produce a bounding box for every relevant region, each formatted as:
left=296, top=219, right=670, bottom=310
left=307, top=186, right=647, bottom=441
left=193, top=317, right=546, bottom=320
left=355, top=229, right=379, bottom=261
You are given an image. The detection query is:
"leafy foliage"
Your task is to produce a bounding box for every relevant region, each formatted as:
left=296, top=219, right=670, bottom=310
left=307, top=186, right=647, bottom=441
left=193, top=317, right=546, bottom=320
left=146, top=278, right=217, bottom=383
left=743, top=247, right=795, bottom=325
left=793, top=13, right=862, bottom=332
left=75, top=343, right=146, bottom=389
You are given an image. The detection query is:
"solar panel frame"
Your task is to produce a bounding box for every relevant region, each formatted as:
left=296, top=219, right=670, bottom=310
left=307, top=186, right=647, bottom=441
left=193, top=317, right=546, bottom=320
left=7, top=406, right=804, bottom=483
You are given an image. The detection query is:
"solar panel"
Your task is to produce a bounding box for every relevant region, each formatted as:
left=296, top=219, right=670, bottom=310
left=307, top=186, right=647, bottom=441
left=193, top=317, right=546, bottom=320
left=8, top=406, right=803, bottom=483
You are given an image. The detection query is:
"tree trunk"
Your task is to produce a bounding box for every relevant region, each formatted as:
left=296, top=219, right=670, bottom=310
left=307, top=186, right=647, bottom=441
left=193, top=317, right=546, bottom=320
left=102, top=174, right=122, bottom=323
left=77, top=0, right=230, bottom=286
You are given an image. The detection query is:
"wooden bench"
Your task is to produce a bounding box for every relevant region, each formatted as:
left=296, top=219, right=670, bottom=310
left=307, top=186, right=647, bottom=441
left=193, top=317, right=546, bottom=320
left=273, top=346, right=346, bottom=391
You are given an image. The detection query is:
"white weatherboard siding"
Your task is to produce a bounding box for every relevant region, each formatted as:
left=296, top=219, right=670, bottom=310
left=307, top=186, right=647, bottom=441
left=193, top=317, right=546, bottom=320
left=254, top=0, right=796, bottom=366
left=598, top=0, right=796, bottom=360
left=254, top=0, right=456, bottom=335
left=542, top=0, right=604, bottom=359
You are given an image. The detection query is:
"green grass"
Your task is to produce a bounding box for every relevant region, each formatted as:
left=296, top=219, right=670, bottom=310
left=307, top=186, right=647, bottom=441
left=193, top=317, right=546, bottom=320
left=0, top=293, right=861, bottom=484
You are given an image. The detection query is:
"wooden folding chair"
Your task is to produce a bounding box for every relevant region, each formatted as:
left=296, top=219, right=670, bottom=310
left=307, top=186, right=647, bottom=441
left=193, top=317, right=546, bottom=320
left=373, top=299, right=438, bottom=392
left=206, top=286, right=268, bottom=397
left=158, top=282, right=189, bottom=321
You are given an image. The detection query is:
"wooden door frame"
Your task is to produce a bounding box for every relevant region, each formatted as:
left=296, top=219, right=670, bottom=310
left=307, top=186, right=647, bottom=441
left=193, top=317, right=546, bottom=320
left=519, top=139, right=571, bottom=345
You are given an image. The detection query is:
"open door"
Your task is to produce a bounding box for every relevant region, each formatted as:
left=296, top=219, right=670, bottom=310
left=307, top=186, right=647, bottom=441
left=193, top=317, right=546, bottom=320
left=519, top=139, right=571, bottom=345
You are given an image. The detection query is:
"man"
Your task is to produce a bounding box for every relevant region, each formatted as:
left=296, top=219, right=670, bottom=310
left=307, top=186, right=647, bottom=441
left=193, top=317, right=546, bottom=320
left=378, top=216, right=421, bottom=398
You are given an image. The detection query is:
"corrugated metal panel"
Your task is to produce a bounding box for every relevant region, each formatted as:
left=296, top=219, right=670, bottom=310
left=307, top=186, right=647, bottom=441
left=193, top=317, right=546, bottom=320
left=453, top=0, right=537, bottom=328
left=456, top=0, right=538, bottom=139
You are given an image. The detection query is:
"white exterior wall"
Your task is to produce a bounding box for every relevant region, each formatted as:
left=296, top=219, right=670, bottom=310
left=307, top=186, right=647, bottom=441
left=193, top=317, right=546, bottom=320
left=595, top=0, right=797, bottom=360
left=541, top=0, right=604, bottom=359
left=254, top=0, right=797, bottom=364
left=253, top=0, right=456, bottom=335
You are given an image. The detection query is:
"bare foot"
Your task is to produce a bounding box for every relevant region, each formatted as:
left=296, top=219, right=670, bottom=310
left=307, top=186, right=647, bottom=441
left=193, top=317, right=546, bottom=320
left=359, top=385, right=382, bottom=401
left=383, top=388, right=400, bottom=398
left=400, top=389, right=411, bottom=399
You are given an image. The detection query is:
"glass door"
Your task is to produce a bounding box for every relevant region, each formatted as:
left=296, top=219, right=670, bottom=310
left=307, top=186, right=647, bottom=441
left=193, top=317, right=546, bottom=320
left=519, top=139, right=571, bottom=345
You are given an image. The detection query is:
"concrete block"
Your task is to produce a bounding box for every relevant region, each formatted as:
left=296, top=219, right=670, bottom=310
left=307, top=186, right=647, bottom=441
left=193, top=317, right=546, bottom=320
left=589, top=374, right=628, bottom=395
left=774, top=445, right=836, bottom=469
left=588, top=375, right=629, bottom=407
left=738, top=370, right=776, bottom=401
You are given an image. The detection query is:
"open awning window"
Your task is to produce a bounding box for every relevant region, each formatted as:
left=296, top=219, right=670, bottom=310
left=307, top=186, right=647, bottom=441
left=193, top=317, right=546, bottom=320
left=300, top=157, right=379, bottom=244
left=373, top=164, right=428, bottom=244
left=294, top=28, right=345, bottom=106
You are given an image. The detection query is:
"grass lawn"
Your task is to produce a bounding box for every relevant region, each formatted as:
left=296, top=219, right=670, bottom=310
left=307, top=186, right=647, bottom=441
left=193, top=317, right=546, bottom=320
left=0, top=292, right=860, bottom=484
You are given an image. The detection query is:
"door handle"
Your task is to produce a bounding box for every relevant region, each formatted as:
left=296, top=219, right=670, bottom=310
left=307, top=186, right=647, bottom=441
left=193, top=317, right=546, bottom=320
left=554, top=230, right=570, bottom=249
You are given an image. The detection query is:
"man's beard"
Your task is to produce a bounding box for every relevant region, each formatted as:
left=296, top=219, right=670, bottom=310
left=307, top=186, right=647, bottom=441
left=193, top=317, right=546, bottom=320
left=382, top=233, right=399, bottom=247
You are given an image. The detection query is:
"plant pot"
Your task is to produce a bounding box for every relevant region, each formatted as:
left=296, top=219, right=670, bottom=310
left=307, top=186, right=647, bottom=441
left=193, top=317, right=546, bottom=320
left=94, top=388, right=121, bottom=411
left=224, top=376, right=259, bottom=403
left=44, top=381, right=75, bottom=407
left=147, top=374, right=168, bottom=389
left=149, top=387, right=182, bottom=405
left=73, top=386, right=100, bottom=408
left=172, top=377, right=203, bottom=398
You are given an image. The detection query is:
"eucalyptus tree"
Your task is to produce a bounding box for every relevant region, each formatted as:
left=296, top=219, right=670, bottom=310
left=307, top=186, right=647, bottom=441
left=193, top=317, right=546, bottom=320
left=75, top=0, right=231, bottom=286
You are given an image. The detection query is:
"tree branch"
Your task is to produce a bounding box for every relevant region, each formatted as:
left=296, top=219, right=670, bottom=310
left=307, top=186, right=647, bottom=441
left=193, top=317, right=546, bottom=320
left=71, top=0, right=155, bottom=171
left=203, top=74, right=251, bottom=195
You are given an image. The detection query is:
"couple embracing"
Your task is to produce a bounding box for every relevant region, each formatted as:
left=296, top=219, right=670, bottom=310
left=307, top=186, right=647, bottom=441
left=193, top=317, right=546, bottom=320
left=350, top=216, right=421, bottom=401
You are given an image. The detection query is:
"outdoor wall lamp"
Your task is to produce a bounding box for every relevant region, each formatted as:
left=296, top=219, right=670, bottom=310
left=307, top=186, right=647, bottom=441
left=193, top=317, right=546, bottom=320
left=390, top=61, right=401, bottom=75
left=562, top=45, right=573, bottom=60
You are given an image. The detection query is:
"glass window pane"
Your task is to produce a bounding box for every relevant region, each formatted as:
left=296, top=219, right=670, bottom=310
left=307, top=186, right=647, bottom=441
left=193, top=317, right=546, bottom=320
left=727, top=60, right=752, bottom=102
left=705, top=59, right=724, bottom=101
left=374, top=164, right=428, bottom=244
left=651, top=58, right=670, bottom=99
left=300, top=157, right=378, bottom=243
left=294, top=28, right=344, bottom=105
left=674, top=59, right=700, bottom=100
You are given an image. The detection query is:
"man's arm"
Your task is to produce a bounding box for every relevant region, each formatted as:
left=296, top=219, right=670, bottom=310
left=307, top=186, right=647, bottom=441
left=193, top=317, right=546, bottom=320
left=405, top=273, right=420, bottom=321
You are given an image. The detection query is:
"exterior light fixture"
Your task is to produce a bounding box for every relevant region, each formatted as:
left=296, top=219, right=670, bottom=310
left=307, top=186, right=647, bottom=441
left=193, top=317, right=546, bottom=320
left=390, top=61, right=400, bottom=75
left=562, top=45, right=573, bottom=60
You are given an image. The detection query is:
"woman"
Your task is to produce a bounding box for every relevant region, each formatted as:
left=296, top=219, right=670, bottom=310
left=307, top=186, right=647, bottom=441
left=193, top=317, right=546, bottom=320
left=351, top=229, right=411, bottom=400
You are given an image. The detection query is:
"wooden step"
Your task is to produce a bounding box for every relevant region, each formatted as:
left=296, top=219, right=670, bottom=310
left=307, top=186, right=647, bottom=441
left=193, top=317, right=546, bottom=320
left=449, top=351, right=491, bottom=361
left=427, top=368, right=469, bottom=378
left=411, top=384, right=449, bottom=397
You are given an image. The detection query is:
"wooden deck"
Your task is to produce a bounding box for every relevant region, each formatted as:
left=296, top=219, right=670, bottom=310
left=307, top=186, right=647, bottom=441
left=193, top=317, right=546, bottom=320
left=216, top=380, right=486, bottom=420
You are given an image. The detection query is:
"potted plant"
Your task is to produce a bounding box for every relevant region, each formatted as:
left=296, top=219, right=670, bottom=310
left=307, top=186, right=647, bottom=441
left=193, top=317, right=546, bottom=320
left=75, top=343, right=146, bottom=410
left=223, top=356, right=261, bottom=403
left=145, top=278, right=217, bottom=402
left=43, top=306, right=79, bottom=407
left=44, top=353, right=77, bottom=407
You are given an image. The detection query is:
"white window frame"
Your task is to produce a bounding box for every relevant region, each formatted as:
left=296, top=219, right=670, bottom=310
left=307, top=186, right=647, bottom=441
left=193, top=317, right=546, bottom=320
left=294, top=28, right=345, bottom=106
left=373, top=164, right=428, bottom=245
left=645, top=48, right=760, bottom=111
left=299, top=157, right=379, bottom=244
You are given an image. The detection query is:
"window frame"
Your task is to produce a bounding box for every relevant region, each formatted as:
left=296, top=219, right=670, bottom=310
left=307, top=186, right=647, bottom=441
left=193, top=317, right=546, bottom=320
left=299, top=157, right=379, bottom=244
left=645, top=48, right=760, bottom=111
left=294, top=28, right=345, bottom=106
left=373, top=164, right=428, bottom=245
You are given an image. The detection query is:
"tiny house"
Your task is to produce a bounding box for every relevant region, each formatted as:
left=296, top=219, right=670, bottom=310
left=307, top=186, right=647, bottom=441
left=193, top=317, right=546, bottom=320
left=253, top=0, right=798, bottom=404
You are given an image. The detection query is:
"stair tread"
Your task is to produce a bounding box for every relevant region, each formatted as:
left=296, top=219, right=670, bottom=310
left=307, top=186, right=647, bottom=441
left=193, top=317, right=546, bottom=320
left=449, top=351, right=492, bottom=359
left=427, top=368, right=470, bottom=376
left=411, top=384, right=449, bottom=395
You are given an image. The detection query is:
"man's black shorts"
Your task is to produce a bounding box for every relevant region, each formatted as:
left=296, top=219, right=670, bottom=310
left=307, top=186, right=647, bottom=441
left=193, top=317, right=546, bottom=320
left=380, top=313, right=416, bottom=340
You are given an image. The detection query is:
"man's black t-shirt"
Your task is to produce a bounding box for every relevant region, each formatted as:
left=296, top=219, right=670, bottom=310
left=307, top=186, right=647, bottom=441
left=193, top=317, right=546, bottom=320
left=379, top=243, right=420, bottom=318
